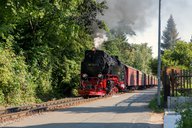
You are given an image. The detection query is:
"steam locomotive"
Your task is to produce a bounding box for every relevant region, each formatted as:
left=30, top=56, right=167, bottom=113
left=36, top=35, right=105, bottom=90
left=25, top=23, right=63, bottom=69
left=78, top=49, right=157, bottom=97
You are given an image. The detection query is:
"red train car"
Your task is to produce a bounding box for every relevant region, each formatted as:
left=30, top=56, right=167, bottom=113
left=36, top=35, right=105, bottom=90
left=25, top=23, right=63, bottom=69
left=151, top=76, right=153, bottom=86
left=147, top=75, right=158, bottom=87
left=146, top=75, right=150, bottom=88
left=154, top=77, right=158, bottom=86
left=143, top=73, right=147, bottom=89
left=152, top=76, right=155, bottom=86
left=149, top=75, right=151, bottom=87
left=124, top=66, right=137, bottom=89
left=137, top=70, right=145, bottom=89
left=124, top=66, right=146, bottom=89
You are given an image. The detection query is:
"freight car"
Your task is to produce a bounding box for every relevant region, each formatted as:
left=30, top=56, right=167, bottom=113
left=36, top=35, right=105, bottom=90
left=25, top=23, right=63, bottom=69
left=78, top=49, right=157, bottom=97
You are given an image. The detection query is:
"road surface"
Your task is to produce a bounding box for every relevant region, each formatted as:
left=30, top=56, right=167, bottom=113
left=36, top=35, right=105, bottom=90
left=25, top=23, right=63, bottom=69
left=2, top=87, right=163, bottom=128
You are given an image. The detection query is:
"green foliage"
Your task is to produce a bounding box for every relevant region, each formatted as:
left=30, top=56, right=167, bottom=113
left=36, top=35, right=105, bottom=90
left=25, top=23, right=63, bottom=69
left=71, top=88, right=79, bottom=97
left=131, top=43, right=152, bottom=73
left=162, top=41, right=192, bottom=69
left=150, top=58, right=158, bottom=75
left=0, top=90, right=5, bottom=104
left=77, top=0, right=108, bottom=34
left=0, top=0, right=107, bottom=105
left=161, top=15, right=180, bottom=50
left=0, top=44, right=36, bottom=105
left=176, top=103, right=192, bottom=128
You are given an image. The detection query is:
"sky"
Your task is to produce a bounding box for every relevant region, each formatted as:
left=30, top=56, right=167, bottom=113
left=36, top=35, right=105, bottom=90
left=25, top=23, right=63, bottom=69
left=99, top=0, right=192, bottom=57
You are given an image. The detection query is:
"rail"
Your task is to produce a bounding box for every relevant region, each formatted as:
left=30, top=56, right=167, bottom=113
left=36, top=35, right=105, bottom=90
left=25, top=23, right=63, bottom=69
left=0, top=94, right=124, bottom=123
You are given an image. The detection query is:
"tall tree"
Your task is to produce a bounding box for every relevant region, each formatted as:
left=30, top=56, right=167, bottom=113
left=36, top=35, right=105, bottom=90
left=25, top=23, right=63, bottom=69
left=161, top=15, right=179, bottom=50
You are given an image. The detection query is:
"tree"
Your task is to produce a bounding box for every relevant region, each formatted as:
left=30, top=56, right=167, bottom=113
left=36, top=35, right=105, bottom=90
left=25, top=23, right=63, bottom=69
left=77, top=0, right=108, bottom=34
left=161, top=15, right=180, bottom=50
left=0, top=0, right=108, bottom=104
left=161, top=41, right=192, bottom=69
left=132, top=43, right=153, bottom=73
left=150, top=58, right=158, bottom=75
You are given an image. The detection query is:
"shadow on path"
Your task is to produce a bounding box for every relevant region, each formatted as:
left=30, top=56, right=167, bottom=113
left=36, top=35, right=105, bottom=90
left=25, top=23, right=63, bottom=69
left=3, top=122, right=162, bottom=128
left=60, top=93, right=155, bottom=114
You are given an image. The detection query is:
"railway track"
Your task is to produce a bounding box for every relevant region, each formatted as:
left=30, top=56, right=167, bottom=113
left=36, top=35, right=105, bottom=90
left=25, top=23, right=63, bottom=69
left=0, top=97, right=82, bottom=115
left=0, top=94, right=122, bottom=124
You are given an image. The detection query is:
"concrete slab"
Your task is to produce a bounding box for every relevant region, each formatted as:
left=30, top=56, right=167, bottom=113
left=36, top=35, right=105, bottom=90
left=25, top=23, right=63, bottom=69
left=164, top=111, right=181, bottom=128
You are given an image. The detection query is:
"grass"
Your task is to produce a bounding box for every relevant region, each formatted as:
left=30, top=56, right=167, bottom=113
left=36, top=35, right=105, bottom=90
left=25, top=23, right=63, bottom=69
left=148, top=94, right=164, bottom=113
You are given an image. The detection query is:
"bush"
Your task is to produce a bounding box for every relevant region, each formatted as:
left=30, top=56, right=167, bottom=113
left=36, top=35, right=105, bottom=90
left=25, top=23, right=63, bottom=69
left=176, top=103, right=192, bottom=128
left=0, top=46, right=36, bottom=105
left=0, top=90, right=5, bottom=104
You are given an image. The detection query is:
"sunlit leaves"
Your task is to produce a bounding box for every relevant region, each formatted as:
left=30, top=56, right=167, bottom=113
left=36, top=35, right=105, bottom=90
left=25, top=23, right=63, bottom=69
left=162, top=41, right=192, bottom=69
left=0, top=46, right=36, bottom=105
left=0, top=0, right=107, bottom=104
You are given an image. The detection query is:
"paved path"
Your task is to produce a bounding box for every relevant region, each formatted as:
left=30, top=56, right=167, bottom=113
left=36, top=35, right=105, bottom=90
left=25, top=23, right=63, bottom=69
left=2, top=87, right=163, bottom=128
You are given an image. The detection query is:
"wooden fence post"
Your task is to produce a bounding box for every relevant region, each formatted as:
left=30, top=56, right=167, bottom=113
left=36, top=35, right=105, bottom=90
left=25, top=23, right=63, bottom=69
left=171, top=69, right=175, bottom=96
left=163, top=67, right=170, bottom=108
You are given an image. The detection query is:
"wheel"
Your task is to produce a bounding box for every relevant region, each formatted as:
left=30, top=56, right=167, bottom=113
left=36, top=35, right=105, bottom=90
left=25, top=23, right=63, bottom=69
left=83, top=96, right=89, bottom=99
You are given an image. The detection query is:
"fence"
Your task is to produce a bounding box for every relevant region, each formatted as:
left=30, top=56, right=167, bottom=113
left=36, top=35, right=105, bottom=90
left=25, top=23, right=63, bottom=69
left=163, top=67, right=192, bottom=107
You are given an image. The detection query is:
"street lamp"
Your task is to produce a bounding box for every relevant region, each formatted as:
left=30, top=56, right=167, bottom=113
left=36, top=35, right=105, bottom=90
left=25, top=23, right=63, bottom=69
left=157, top=0, right=161, bottom=106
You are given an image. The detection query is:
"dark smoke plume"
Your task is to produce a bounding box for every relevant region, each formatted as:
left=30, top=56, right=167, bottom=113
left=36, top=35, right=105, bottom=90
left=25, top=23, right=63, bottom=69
left=101, top=0, right=157, bottom=32
left=94, top=0, right=157, bottom=47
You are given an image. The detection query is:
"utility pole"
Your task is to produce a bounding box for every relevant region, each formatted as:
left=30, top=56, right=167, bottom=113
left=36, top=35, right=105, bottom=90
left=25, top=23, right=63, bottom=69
left=157, top=0, right=161, bottom=106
